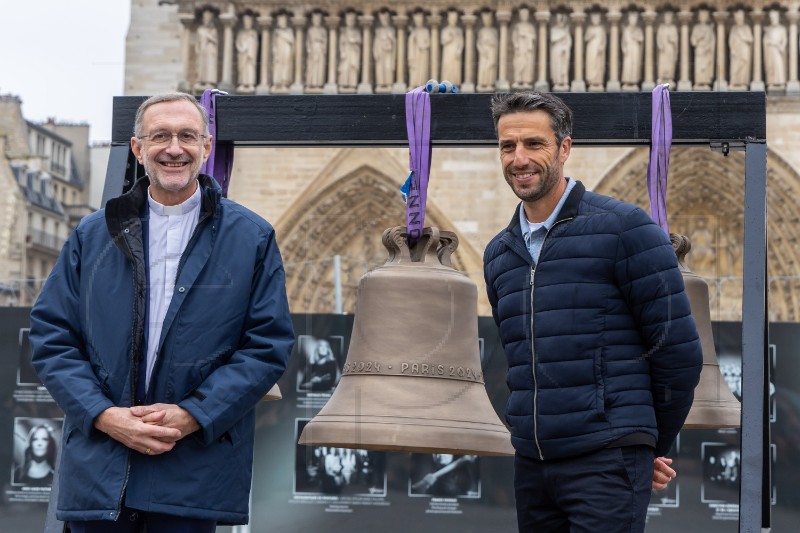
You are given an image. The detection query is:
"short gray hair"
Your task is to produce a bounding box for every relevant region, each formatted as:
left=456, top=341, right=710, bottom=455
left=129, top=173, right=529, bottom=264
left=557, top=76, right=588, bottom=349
left=490, top=92, right=573, bottom=146
left=133, top=92, right=209, bottom=138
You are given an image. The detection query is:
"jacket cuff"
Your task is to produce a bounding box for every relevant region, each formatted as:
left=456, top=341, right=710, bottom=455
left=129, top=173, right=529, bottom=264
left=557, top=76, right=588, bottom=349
left=179, top=397, right=215, bottom=446
left=84, top=398, right=116, bottom=436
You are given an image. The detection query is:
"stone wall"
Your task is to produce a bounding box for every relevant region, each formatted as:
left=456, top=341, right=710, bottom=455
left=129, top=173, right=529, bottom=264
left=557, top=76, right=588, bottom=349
left=125, top=0, right=184, bottom=95
left=0, top=95, right=32, bottom=158
left=126, top=0, right=800, bottom=321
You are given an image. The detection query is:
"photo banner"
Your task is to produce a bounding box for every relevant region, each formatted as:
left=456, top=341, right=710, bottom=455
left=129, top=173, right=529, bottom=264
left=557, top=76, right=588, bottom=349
left=1, top=309, right=800, bottom=531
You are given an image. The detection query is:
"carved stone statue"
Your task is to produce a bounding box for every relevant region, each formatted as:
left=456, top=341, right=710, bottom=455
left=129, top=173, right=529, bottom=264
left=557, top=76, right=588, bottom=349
left=549, top=13, right=572, bottom=90
left=476, top=11, right=498, bottom=91
left=728, top=9, right=753, bottom=90
left=690, top=9, right=715, bottom=89
left=338, top=12, right=362, bottom=90
left=763, top=9, right=787, bottom=88
left=511, top=7, right=536, bottom=89
left=584, top=12, right=606, bottom=89
left=408, top=11, right=431, bottom=88
left=373, top=11, right=396, bottom=91
left=440, top=10, right=464, bottom=85
left=272, top=13, right=294, bottom=91
left=195, top=9, right=219, bottom=88
left=621, top=11, right=643, bottom=88
left=305, top=12, right=327, bottom=89
left=657, top=11, right=679, bottom=85
left=235, top=14, right=258, bottom=93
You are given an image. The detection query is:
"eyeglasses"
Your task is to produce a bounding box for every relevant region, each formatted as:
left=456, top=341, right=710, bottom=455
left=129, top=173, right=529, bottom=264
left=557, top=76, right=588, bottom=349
left=138, top=130, right=207, bottom=147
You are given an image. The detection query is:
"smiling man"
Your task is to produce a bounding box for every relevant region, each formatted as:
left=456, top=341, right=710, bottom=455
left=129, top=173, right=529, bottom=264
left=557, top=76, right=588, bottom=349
left=483, top=92, right=702, bottom=532
left=30, top=93, right=295, bottom=532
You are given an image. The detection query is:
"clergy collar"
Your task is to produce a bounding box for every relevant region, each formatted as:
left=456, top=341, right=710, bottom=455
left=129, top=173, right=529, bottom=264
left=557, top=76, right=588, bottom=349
left=147, top=181, right=202, bottom=216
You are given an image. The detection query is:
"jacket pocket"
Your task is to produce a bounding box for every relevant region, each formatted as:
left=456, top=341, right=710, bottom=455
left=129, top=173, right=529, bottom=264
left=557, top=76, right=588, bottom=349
left=593, top=348, right=607, bottom=420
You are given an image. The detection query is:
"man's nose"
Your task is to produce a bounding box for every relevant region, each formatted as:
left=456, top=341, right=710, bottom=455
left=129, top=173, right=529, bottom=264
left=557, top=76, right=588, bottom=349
left=512, top=145, right=529, bottom=166
left=165, top=136, right=184, bottom=154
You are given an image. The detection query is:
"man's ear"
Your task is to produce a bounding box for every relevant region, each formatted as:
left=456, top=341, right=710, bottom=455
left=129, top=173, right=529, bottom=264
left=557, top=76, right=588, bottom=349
left=202, top=135, right=213, bottom=163
left=131, top=137, right=143, bottom=164
left=559, top=136, right=572, bottom=163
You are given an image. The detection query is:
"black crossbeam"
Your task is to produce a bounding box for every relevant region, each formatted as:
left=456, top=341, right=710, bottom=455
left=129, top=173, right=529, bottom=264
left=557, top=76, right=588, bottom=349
left=110, top=92, right=765, bottom=146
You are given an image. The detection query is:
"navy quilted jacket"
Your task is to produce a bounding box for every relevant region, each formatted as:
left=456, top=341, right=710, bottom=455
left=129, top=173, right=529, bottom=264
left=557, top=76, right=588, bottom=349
left=483, top=181, right=702, bottom=460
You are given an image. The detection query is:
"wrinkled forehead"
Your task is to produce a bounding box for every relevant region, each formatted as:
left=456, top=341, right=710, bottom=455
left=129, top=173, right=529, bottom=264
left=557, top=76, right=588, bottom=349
left=497, top=110, right=557, bottom=138
left=142, top=100, right=205, bottom=131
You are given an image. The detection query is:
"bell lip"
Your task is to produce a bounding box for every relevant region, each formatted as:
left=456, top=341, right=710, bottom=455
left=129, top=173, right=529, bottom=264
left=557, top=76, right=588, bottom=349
left=683, top=404, right=741, bottom=429
left=682, top=422, right=741, bottom=429
left=262, top=383, right=282, bottom=401
left=298, top=420, right=515, bottom=456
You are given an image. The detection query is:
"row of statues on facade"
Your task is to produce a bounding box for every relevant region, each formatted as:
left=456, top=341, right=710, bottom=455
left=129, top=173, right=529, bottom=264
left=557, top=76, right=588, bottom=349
left=193, top=7, right=791, bottom=93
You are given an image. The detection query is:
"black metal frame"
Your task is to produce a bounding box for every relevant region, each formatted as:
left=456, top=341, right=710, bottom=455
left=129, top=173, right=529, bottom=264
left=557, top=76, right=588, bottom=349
left=91, top=92, right=768, bottom=532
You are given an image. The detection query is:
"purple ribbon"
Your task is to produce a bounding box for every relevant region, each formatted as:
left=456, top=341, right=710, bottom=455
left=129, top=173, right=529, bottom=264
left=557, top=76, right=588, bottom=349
left=199, top=89, right=234, bottom=196
left=405, top=87, right=432, bottom=248
left=648, top=84, right=672, bottom=235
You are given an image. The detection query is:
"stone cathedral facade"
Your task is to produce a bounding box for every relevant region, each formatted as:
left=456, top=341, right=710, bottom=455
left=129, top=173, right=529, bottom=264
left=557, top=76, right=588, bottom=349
left=127, top=0, right=800, bottom=321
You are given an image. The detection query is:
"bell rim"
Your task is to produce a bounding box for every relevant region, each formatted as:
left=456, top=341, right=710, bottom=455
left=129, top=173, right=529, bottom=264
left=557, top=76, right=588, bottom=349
left=298, top=419, right=514, bottom=456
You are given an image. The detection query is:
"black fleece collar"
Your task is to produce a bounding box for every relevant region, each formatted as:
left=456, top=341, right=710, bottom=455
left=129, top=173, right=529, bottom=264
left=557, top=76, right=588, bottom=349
left=105, top=174, right=220, bottom=242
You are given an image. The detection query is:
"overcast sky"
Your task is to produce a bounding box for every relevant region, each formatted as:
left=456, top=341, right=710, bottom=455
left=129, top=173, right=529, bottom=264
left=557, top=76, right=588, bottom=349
left=0, top=1, right=131, bottom=143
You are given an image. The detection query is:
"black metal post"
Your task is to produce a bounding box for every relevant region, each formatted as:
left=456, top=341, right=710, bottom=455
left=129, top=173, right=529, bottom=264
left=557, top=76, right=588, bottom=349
left=739, top=140, right=769, bottom=533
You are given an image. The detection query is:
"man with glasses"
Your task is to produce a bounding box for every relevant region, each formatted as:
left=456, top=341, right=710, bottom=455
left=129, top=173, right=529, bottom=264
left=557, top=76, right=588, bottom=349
left=30, top=92, right=295, bottom=532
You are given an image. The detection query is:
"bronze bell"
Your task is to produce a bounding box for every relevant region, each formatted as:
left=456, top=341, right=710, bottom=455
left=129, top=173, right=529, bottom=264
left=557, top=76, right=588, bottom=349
left=671, top=233, right=741, bottom=428
left=299, top=226, right=514, bottom=456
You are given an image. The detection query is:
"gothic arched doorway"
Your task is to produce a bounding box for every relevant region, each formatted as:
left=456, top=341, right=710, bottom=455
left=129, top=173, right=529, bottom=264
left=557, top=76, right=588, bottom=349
left=276, top=160, right=484, bottom=313
left=594, top=146, right=800, bottom=322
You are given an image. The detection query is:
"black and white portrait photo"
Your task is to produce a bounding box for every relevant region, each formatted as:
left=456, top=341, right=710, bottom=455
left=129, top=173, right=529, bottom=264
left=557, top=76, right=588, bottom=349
left=11, top=417, right=62, bottom=487
left=296, top=335, right=344, bottom=394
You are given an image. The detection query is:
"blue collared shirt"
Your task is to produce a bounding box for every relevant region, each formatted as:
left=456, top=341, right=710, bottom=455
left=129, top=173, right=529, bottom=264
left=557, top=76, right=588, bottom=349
left=519, top=177, right=576, bottom=264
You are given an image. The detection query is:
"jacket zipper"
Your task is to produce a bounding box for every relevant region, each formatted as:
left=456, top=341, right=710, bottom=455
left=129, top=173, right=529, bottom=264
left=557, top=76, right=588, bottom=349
left=117, top=225, right=141, bottom=520
left=114, top=450, right=133, bottom=520
left=529, top=264, right=544, bottom=459
left=529, top=217, right=574, bottom=460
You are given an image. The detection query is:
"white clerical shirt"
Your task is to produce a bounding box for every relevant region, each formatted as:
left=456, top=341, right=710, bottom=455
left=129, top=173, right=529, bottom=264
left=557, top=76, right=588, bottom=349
left=145, top=183, right=201, bottom=390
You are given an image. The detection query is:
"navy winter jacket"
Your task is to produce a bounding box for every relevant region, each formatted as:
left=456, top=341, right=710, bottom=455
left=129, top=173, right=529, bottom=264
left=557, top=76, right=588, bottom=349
left=483, top=181, right=702, bottom=460
left=30, top=175, right=295, bottom=523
